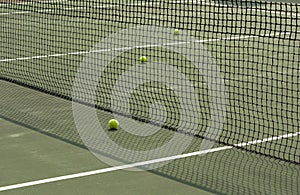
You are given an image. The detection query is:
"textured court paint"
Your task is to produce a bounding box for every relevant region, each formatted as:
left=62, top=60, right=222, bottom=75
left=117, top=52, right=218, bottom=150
left=0, top=130, right=299, bottom=192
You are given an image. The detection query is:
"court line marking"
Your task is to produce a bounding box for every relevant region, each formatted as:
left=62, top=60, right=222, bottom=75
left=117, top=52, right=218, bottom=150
left=0, top=0, right=66, bottom=7
left=182, top=0, right=300, bottom=18
left=1, top=30, right=298, bottom=63
left=0, top=131, right=299, bottom=192
left=0, top=1, right=159, bottom=15
left=0, top=0, right=298, bottom=17
left=0, top=4, right=119, bottom=15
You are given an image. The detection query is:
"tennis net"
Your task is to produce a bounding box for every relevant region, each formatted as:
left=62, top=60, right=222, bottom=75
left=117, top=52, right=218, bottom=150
left=0, top=0, right=299, bottom=164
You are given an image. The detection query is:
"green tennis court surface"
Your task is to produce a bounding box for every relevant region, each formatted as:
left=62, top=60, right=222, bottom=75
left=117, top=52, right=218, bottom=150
left=0, top=118, right=215, bottom=195
left=1, top=80, right=299, bottom=194
left=0, top=0, right=299, bottom=194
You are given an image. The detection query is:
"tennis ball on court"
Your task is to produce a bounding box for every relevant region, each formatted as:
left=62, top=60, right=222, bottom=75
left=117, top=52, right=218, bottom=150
left=108, top=119, right=119, bottom=130
left=174, top=29, right=179, bottom=35
left=140, top=56, right=147, bottom=63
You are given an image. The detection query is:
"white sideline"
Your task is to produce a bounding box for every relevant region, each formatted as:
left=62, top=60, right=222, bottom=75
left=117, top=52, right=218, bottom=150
left=0, top=0, right=66, bottom=7
left=0, top=31, right=297, bottom=63
left=0, top=131, right=299, bottom=192
left=0, top=0, right=299, bottom=17
left=0, top=1, right=162, bottom=16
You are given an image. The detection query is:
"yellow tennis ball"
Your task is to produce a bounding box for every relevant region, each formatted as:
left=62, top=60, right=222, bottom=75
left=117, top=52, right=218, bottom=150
left=140, top=56, right=147, bottom=63
left=108, top=119, right=119, bottom=130
left=174, top=29, right=179, bottom=35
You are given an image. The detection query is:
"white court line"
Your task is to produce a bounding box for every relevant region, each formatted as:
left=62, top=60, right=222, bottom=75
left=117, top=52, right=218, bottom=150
left=248, top=9, right=300, bottom=17
left=0, top=0, right=66, bottom=7
left=0, top=30, right=297, bottom=63
left=0, top=131, right=299, bottom=192
left=0, top=0, right=298, bottom=17
left=0, top=4, right=118, bottom=16
left=173, top=0, right=300, bottom=17
left=0, top=1, right=157, bottom=16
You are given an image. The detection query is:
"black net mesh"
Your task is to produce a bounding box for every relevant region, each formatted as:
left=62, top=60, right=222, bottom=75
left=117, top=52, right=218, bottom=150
left=0, top=0, right=299, bottom=194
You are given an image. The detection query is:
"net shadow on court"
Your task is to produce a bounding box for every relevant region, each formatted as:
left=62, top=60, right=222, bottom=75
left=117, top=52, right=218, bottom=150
left=0, top=0, right=299, bottom=194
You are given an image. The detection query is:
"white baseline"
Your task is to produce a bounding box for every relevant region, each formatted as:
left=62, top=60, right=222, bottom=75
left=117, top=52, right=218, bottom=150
left=0, top=0, right=299, bottom=17
left=0, top=131, right=299, bottom=192
left=0, top=31, right=298, bottom=63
